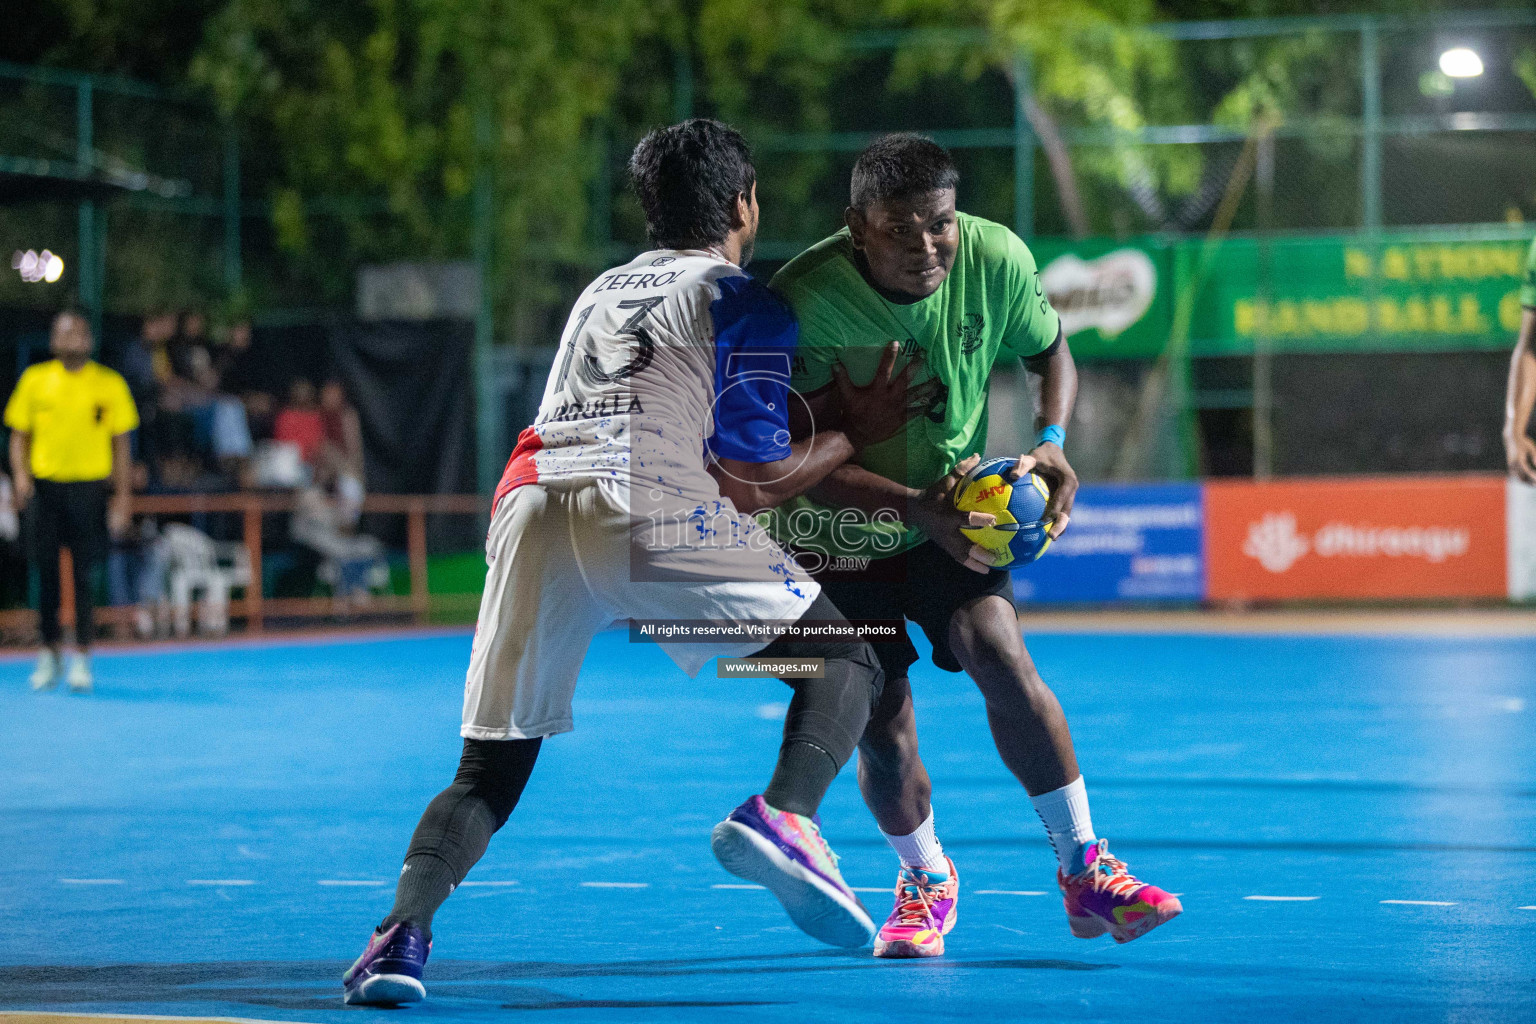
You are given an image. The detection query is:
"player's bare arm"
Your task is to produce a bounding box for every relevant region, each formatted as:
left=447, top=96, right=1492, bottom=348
left=8, top=430, right=32, bottom=509
left=109, top=432, right=133, bottom=538
left=1504, top=307, right=1536, bottom=484
left=712, top=341, right=935, bottom=513
left=1012, top=328, right=1078, bottom=538
left=788, top=372, right=997, bottom=573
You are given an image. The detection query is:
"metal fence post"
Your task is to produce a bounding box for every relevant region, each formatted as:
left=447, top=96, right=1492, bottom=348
left=673, top=47, right=695, bottom=122
left=76, top=80, right=100, bottom=339
left=591, top=126, right=612, bottom=264
left=473, top=96, right=500, bottom=494
left=223, top=119, right=242, bottom=296
left=1359, top=17, right=1382, bottom=232
left=1011, top=50, right=1035, bottom=239
left=1253, top=128, right=1275, bottom=479
left=1359, top=18, right=1383, bottom=349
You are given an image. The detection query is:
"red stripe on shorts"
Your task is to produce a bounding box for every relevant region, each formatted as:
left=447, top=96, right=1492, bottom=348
left=492, top=426, right=543, bottom=515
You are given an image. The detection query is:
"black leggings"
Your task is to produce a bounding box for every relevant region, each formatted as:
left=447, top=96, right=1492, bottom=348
left=381, top=591, right=883, bottom=938
left=382, top=737, right=542, bottom=939
left=758, top=590, right=885, bottom=814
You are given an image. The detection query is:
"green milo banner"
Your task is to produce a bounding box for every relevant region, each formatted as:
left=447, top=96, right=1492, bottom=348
left=1030, top=237, right=1172, bottom=360
left=1030, top=230, right=1533, bottom=361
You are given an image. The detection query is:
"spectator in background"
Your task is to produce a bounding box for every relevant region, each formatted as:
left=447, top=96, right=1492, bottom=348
left=274, top=378, right=326, bottom=468
left=168, top=310, right=211, bottom=383
left=122, top=312, right=171, bottom=419
left=0, top=470, right=18, bottom=545
left=4, top=311, right=139, bottom=693
left=143, top=311, right=179, bottom=386
left=292, top=461, right=388, bottom=605
left=319, top=379, right=363, bottom=477
left=126, top=312, right=174, bottom=482
left=244, top=391, right=277, bottom=444
left=185, top=347, right=254, bottom=476
left=319, top=378, right=366, bottom=521
left=0, top=468, right=25, bottom=619
left=106, top=461, right=160, bottom=638
left=213, top=318, right=254, bottom=392
left=151, top=311, right=205, bottom=482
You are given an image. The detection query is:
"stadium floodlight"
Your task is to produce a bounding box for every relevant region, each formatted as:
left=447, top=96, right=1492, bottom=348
left=11, top=249, right=65, bottom=284
left=1439, top=47, right=1484, bottom=78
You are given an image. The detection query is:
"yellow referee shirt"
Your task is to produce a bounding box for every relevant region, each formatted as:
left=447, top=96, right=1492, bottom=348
left=3, top=360, right=139, bottom=482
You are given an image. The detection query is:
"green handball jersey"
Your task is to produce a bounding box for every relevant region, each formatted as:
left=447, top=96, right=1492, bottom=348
left=766, top=212, right=1060, bottom=560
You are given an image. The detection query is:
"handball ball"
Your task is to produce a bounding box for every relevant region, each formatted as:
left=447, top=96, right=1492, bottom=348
left=951, top=456, right=1054, bottom=569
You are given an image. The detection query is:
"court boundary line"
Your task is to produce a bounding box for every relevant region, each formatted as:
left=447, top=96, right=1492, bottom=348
left=0, top=625, right=474, bottom=663
left=0, top=1014, right=324, bottom=1024
left=4, top=607, right=1533, bottom=663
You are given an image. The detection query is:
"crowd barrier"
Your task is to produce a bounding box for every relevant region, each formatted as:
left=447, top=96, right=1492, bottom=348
left=0, top=493, right=485, bottom=638
left=1016, top=474, right=1533, bottom=605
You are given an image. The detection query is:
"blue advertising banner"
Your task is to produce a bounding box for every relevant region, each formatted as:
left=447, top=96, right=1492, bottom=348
left=1012, top=483, right=1204, bottom=603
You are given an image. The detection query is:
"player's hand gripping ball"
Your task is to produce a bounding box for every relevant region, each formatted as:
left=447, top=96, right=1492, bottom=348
left=951, top=456, right=1054, bottom=569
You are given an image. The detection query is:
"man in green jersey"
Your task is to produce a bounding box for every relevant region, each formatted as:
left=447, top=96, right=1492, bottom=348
left=768, top=135, right=1181, bottom=958
left=1504, top=237, right=1536, bottom=483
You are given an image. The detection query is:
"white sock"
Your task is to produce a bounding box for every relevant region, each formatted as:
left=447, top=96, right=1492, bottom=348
left=881, top=811, right=947, bottom=872
left=1030, top=776, right=1096, bottom=873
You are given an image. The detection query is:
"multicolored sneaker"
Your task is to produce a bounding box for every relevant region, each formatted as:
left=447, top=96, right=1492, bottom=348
left=711, top=795, right=876, bottom=948
left=1058, top=839, right=1182, bottom=944
left=872, top=856, right=959, bottom=959
left=342, top=922, right=431, bottom=1005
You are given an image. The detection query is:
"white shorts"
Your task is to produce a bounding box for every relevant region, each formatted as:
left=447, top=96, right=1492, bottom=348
left=461, top=480, right=819, bottom=740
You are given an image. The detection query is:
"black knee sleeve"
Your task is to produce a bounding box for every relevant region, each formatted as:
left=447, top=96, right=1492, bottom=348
left=780, top=638, right=883, bottom=769
left=760, top=592, right=885, bottom=772
left=404, top=737, right=540, bottom=865
left=385, top=738, right=540, bottom=938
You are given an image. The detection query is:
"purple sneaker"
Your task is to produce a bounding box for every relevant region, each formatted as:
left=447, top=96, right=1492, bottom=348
left=710, top=795, right=875, bottom=948
left=342, top=922, right=430, bottom=1005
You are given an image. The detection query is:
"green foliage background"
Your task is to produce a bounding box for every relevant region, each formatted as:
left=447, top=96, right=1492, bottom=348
left=5, top=0, right=1533, bottom=332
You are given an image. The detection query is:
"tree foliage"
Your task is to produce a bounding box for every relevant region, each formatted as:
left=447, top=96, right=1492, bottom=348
left=8, top=0, right=1512, bottom=320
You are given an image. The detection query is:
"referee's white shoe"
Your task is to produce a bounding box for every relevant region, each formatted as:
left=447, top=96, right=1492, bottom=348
left=66, top=654, right=92, bottom=694
left=29, top=650, right=60, bottom=692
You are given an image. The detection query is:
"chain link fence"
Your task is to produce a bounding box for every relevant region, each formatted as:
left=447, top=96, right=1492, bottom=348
left=3, top=12, right=1534, bottom=480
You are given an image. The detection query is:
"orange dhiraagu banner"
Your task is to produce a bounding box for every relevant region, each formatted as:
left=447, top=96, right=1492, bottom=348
left=1205, top=476, right=1507, bottom=601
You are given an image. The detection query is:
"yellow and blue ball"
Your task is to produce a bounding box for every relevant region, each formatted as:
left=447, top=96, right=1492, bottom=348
left=952, top=456, right=1054, bottom=570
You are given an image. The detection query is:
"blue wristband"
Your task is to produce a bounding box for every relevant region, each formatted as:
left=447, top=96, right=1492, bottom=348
left=1035, top=424, right=1065, bottom=450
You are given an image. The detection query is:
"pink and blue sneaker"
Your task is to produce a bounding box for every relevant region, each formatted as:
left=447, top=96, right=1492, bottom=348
left=1058, top=838, right=1182, bottom=944
left=873, top=856, right=959, bottom=959
left=711, top=795, right=876, bottom=948
left=342, top=921, right=431, bottom=1005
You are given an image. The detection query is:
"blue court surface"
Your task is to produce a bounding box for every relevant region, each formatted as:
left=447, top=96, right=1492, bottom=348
left=2, top=624, right=1534, bottom=1023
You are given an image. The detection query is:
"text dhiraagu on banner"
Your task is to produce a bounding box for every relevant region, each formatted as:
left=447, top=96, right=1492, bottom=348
left=1204, top=476, right=1507, bottom=601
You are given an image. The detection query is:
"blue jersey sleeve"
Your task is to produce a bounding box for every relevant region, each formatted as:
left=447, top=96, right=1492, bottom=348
left=705, top=274, right=799, bottom=464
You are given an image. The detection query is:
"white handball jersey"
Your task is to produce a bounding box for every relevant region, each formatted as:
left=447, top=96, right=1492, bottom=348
left=462, top=249, right=819, bottom=733
left=494, top=249, right=800, bottom=515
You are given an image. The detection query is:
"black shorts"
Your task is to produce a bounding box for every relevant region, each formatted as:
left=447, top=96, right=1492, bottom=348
left=813, top=540, right=1013, bottom=683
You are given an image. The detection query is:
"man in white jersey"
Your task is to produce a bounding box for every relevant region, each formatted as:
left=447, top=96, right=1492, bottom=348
left=342, top=120, right=934, bottom=1006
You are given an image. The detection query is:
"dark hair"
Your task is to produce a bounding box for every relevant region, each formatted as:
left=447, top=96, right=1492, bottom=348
left=850, top=133, right=959, bottom=210
left=629, top=119, right=755, bottom=249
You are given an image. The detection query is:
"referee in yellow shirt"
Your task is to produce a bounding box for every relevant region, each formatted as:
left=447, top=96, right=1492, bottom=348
left=4, top=310, right=139, bottom=692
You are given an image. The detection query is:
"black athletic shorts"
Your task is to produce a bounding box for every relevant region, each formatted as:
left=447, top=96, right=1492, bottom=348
left=812, top=539, right=1013, bottom=682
